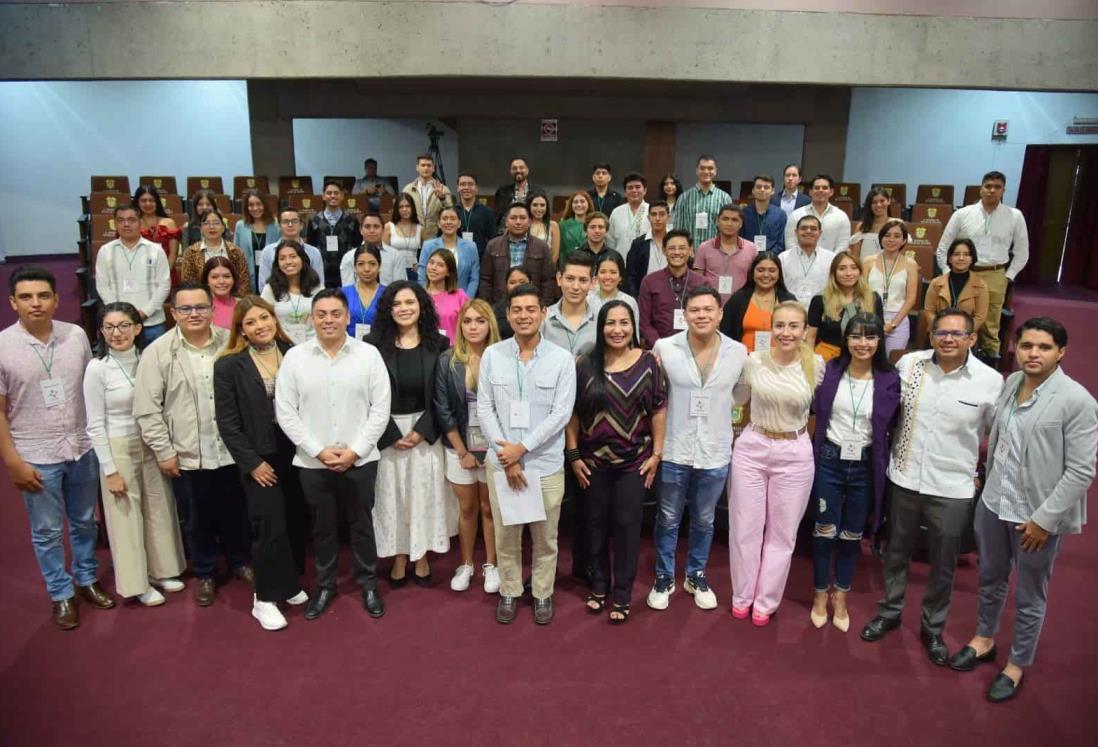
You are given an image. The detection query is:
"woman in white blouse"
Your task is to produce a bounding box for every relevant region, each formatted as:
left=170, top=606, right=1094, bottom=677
left=383, top=192, right=423, bottom=281
left=83, top=302, right=186, bottom=606
left=260, top=240, right=320, bottom=344
left=588, top=250, right=640, bottom=322
left=728, top=301, right=824, bottom=626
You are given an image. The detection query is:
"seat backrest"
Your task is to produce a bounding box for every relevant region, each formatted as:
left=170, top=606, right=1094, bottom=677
left=738, top=180, right=754, bottom=199
left=91, top=175, right=130, bottom=193
left=186, top=176, right=224, bottom=195
left=88, top=191, right=128, bottom=215
left=90, top=240, right=109, bottom=268
left=477, top=194, right=495, bottom=211
left=832, top=196, right=855, bottom=219
left=160, top=194, right=184, bottom=215
left=211, top=194, right=232, bottom=214
left=171, top=213, right=189, bottom=233
left=872, top=183, right=907, bottom=209
left=223, top=213, right=243, bottom=234
left=90, top=214, right=119, bottom=241
left=323, top=176, right=356, bottom=193
left=551, top=195, right=568, bottom=220
left=915, top=184, right=954, bottom=205
left=262, top=194, right=280, bottom=220
left=714, top=179, right=733, bottom=197
left=904, top=221, right=943, bottom=278
left=910, top=203, right=954, bottom=224
left=288, top=193, right=323, bottom=212
left=343, top=195, right=364, bottom=218
left=233, top=176, right=270, bottom=198
left=835, top=182, right=860, bottom=206
left=279, top=176, right=314, bottom=196
left=963, top=185, right=981, bottom=205
left=138, top=175, right=177, bottom=194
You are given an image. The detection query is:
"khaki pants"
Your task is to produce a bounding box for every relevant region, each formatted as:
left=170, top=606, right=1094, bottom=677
left=100, top=436, right=186, bottom=597
left=977, top=267, right=1008, bottom=355
left=486, top=464, right=565, bottom=600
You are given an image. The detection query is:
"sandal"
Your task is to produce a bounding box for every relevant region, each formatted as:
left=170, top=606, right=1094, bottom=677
left=609, top=602, right=630, bottom=625
left=585, top=593, right=607, bottom=615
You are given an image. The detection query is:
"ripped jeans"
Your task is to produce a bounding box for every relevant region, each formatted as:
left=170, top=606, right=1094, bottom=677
left=811, top=440, right=872, bottom=592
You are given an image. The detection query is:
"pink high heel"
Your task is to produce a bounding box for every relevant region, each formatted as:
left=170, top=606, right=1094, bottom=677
left=730, top=605, right=750, bottom=620
left=751, top=611, right=771, bottom=627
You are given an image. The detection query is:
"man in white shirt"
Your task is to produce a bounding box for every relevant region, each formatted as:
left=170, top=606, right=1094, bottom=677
left=935, top=170, right=1029, bottom=362
left=780, top=215, right=836, bottom=307
left=861, top=308, right=1004, bottom=667
left=257, top=208, right=323, bottom=291
left=401, top=153, right=452, bottom=240
left=648, top=287, right=748, bottom=612
left=772, top=163, right=810, bottom=218
left=785, top=174, right=851, bottom=255
left=134, top=283, right=252, bottom=608
left=605, top=173, right=650, bottom=252
left=275, top=288, right=392, bottom=621
left=95, top=205, right=171, bottom=343
left=625, top=200, right=669, bottom=296
left=339, top=211, right=409, bottom=288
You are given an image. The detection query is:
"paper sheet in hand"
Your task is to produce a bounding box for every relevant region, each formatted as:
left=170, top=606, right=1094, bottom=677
left=493, top=470, right=546, bottom=526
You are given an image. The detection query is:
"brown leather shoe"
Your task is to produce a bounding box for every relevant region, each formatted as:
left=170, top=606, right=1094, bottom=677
left=76, top=582, right=116, bottom=609
left=52, top=598, right=79, bottom=630
left=232, top=565, right=255, bottom=587
left=195, top=578, right=217, bottom=607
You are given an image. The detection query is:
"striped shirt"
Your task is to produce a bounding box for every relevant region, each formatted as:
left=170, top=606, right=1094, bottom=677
left=671, top=184, right=733, bottom=245
left=576, top=352, right=667, bottom=469
left=982, top=379, right=1048, bottom=523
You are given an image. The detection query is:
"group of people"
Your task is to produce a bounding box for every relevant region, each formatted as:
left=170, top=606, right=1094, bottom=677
left=0, top=157, right=1087, bottom=706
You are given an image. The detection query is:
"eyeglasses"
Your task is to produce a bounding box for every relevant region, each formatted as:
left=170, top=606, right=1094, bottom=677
left=174, top=304, right=212, bottom=316
left=102, top=322, right=135, bottom=333
left=846, top=334, right=880, bottom=343
left=932, top=330, right=971, bottom=340
left=201, top=220, right=224, bottom=228
left=115, top=217, right=139, bottom=224
left=280, top=218, right=301, bottom=225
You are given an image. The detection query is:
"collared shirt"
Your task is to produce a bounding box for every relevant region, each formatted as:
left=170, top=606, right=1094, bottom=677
left=587, top=288, right=639, bottom=328
left=508, top=234, right=528, bottom=267
left=477, top=336, right=576, bottom=476
left=982, top=375, right=1052, bottom=522
left=936, top=202, right=1029, bottom=280
left=606, top=202, right=650, bottom=252
left=257, top=240, right=323, bottom=291
left=637, top=268, right=709, bottom=348
left=200, top=240, right=229, bottom=264
left=338, top=243, right=409, bottom=289
left=0, top=321, right=92, bottom=464
left=888, top=350, right=1003, bottom=499
left=654, top=331, right=748, bottom=470
left=178, top=328, right=234, bottom=469
left=785, top=203, right=852, bottom=255
left=740, top=202, right=787, bottom=254
left=693, top=236, right=758, bottom=305
left=541, top=300, right=599, bottom=357
left=779, top=190, right=800, bottom=217
left=275, top=336, right=392, bottom=469
left=644, top=234, right=668, bottom=275
left=455, top=202, right=495, bottom=257
left=94, top=237, right=171, bottom=325
left=322, top=209, right=344, bottom=225
left=416, top=179, right=433, bottom=211
left=671, top=184, right=734, bottom=245
left=780, top=245, right=836, bottom=308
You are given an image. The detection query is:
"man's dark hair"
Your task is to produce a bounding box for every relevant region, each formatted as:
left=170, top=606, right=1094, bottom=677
left=592, top=162, right=612, bottom=173
left=457, top=172, right=478, bottom=183
left=322, top=178, right=344, bottom=192
left=171, top=281, right=211, bottom=305
left=364, top=158, right=377, bottom=167
left=113, top=204, right=139, bottom=220
left=810, top=174, right=835, bottom=190
left=696, top=154, right=716, bottom=165
left=9, top=265, right=56, bottom=295
left=684, top=286, right=721, bottom=308
left=622, top=172, right=647, bottom=189
left=560, top=250, right=596, bottom=277
left=648, top=200, right=669, bottom=212
left=1016, top=316, right=1068, bottom=348
left=982, top=170, right=1007, bottom=185
left=754, top=174, right=775, bottom=188
left=932, top=307, right=975, bottom=334
left=718, top=203, right=743, bottom=219
left=311, top=287, right=349, bottom=310
left=360, top=210, right=384, bottom=227
left=416, top=153, right=435, bottom=164
left=507, top=283, right=541, bottom=307
left=506, top=202, right=532, bottom=219
left=664, top=229, right=693, bottom=247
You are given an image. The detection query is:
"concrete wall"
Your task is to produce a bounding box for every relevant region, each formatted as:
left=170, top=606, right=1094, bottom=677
left=1, top=2, right=1095, bottom=91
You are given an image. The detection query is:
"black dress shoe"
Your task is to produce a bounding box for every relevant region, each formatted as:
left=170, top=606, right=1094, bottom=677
left=363, top=589, right=384, bottom=618
left=533, top=597, right=554, bottom=625
left=860, top=615, right=900, bottom=642
left=304, top=588, right=337, bottom=620
left=921, top=630, right=950, bottom=666
left=388, top=571, right=408, bottom=589
left=987, top=672, right=1023, bottom=703
left=949, top=644, right=998, bottom=672
left=52, top=598, right=79, bottom=630
left=412, top=571, right=431, bottom=588
left=496, top=595, right=518, bottom=624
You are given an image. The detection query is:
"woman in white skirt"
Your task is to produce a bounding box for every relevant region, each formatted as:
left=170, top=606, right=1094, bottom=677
left=366, top=281, right=457, bottom=587
left=83, top=302, right=186, bottom=605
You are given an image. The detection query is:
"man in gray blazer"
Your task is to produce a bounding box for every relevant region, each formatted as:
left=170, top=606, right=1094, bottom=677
left=948, top=317, right=1097, bottom=703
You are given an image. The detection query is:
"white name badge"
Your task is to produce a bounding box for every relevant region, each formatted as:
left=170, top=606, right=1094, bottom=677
left=462, top=232, right=474, bottom=243
left=753, top=235, right=767, bottom=252
left=122, top=278, right=136, bottom=293
left=325, top=235, right=339, bottom=253
left=673, top=309, right=687, bottom=330
left=994, top=436, right=1010, bottom=463
left=468, top=409, right=480, bottom=428
left=718, top=275, right=733, bottom=295
left=509, top=400, right=531, bottom=429
left=41, top=378, right=65, bottom=408
left=840, top=440, right=863, bottom=461
left=354, top=323, right=371, bottom=339
left=689, top=392, right=711, bottom=418
left=755, top=331, right=772, bottom=350
left=694, top=212, right=709, bottom=230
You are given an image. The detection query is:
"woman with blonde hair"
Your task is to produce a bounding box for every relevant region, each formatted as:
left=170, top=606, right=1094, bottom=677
left=806, top=251, right=883, bottom=361
left=433, top=298, right=502, bottom=593
left=558, top=190, right=594, bottom=263
left=214, top=295, right=308, bottom=631
left=729, top=300, right=824, bottom=626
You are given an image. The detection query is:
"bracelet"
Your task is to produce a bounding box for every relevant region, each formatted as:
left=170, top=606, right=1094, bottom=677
left=565, top=448, right=582, bottom=463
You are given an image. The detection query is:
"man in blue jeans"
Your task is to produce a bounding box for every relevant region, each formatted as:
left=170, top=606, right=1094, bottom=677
left=648, top=287, right=748, bottom=610
left=0, top=266, right=116, bottom=630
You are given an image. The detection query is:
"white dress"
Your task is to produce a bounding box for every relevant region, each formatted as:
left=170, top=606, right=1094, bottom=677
left=388, top=222, right=422, bottom=270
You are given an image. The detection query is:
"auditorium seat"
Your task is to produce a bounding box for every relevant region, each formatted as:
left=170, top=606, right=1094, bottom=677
left=832, top=196, right=855, bottom=219
left=835, top=182, right=861, bottom=206
left=872, top=183, right=907, bottom=211
left=287, top=194, right=323, bottom=211
left=262, top=194, right=280, bottom=219
left=89, top=240, right=108, bottom=267
left=379, top=193, right=395, bottom=222
left=714, top=179, right=732, bottom=196
left=738, top=180, right=754, bottom=199
left=88, top=191, right=127, bottom=215
left=90, top=215, right=119, bottom=242
left=477, top=195, right=495, bottom=211
left=224, top=213, right=242, bottom=233
left=915, top=184, right=953, bottom=205
left=171, top=213, right=190, bottom=232
left=343, top=195, right=364, bottom=218
left=910, top=203, right=954, bottom=224
left=187, top=176, right=224, bottom=195
left=139, top=176, right=177, bottom=194
left=160, top=194, right=184, bottom=215
left=233, top=176, right=271, bottom=198
left=904, top=221, right=943, bottom=277
left=279, top=176, right=314, bottom=197
left=963, top=185, right=981, bottom=205
left=551, top=195, right=568, bottom=220
left=91, top=176, right=130, bottom=193
left=324, top=176, right=356, bottom=193
left=211, top=194, right=233, bottom=214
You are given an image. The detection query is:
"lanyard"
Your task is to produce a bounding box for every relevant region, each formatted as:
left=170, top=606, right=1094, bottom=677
left=846, top=372, right=870, bottom=425
left=29, top=340, right=56, bottom=377
left=689, top=335, right=717, bottom=386
left=288, top=293, right=306, bottom=323
left=460, top=207, right=472, bottom=234
left=109, top=352, right=138, bottom=387
left=881, top=253, right=899, bottom=302
left=668, top=273, right=689, bottom=309
left=981, top=206, right=993, bottom=235
left=512, top=354, right=529, bottom=399
left=594, top=193, right=605, bottom=212
left=796, top=248, right=816, bottom=279
left=119, top=241, right=143, bottom=272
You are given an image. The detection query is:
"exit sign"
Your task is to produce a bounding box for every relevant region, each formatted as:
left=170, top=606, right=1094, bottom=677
left=1067, top=125, right=1098, bottom=135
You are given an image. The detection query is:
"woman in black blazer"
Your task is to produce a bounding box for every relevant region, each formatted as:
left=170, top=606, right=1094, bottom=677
left=719, top=251, right=796, bottom=351
left=365, top=281, right=455, bottom=587
left=213, top=295, right=307, bottom=631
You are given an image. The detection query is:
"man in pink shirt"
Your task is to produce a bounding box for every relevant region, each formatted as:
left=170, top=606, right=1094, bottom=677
left=0, top=266, right=116, bottom=630
left=693, top=204, right=758, bottom=305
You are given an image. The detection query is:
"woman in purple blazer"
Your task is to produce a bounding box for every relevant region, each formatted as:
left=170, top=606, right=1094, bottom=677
left=809, top=311, right=900, bottom=632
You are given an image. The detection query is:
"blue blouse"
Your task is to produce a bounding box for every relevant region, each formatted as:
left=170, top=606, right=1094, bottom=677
left=341, top=283, right=385, bottom=337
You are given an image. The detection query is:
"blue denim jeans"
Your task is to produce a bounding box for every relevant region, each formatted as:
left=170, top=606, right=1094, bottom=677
left=811, top=441, right=872, bottom=592
left=141, top=323, right=167, bottom=346
left=654, top=461, right=729, bottom=579
left=20, top=449, right=100, bottom=600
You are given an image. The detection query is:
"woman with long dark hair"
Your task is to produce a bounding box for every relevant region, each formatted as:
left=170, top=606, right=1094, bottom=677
left=849, top=186, right=893, bottom=261
left=719, top=251, right=796, bottom=351
left=558, top=190, right=593, bottom=264
left=422, top=247, right=470, bottom=342
left=383, top=192, right=422, bottom=279
left=809, top=312, right=899, bottom=632
left=84, top=302, right=185, bottom=606
left=201, top=256, right=242, bottom=330
left=234, top=188, right=280, bottom=291
left=660, top=173, right=684, bottom=223
left=366, top=281, right=457, bottom=586
left=134, top=184, right=181, bottom=281
left=260, top=240, right=322, bottom=344
left=566, top=300, right=667, bottom=623
left=527, top=191, right=561, bottom=265
left=864, top=219, right=919, bottom=355
left=923, top=238, right=989, bottom=335
left=214, top=295, right=308, bottom=631
left=588, top=250, right=639, bottom=323
left=341, top=244, right=386, bottom=338
left=182, top=188, right=218, bottom=248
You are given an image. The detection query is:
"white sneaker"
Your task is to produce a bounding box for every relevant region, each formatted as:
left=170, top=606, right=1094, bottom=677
left=251, top=595, right=288, bottom=631
left=646, top=576, right=675, bottom=610
left=482, top=564, right=500, bottom=594
left=684, top=573, right=718, bottom=610
left=286, top=591, right=309, bottom=606
left=138, top=587, right=166, bottom=607
left=150, top=577, right=185, bottom=593
left=451, top=564, right=475, bottom=592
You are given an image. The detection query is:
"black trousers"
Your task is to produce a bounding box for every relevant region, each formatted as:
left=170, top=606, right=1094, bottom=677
left=243, top=438, right=305, bottom=602
left=173, top=465, right=251, bottom=580
left=565, top=468, right=591, bottom=578
left=584, top=466, right=645, bottom=605
left=299, top=462, right=379, bottom=592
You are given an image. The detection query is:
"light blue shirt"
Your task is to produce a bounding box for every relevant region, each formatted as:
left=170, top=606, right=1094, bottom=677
left=780, top=191, right=798, bottom=217
left=983, top=377, right=1050, bottom=523
left=257, top=241, right=323, bottom=292
left=477, top=336, right=576, bottom=476
left=417, top=236, right=480, bottom=297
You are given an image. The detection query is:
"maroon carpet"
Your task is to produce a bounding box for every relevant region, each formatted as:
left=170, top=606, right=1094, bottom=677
left=1, top=261, right=1096, bottom=744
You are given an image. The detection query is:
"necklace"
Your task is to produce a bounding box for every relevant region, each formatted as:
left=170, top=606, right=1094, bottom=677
left=249, top=344, right=282, bottom=377
left=752, top=291, right=775, bottom=312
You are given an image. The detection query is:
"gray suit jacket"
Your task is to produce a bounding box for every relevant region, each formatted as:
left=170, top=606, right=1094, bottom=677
left=985, top=368, right=1097, bottom=534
